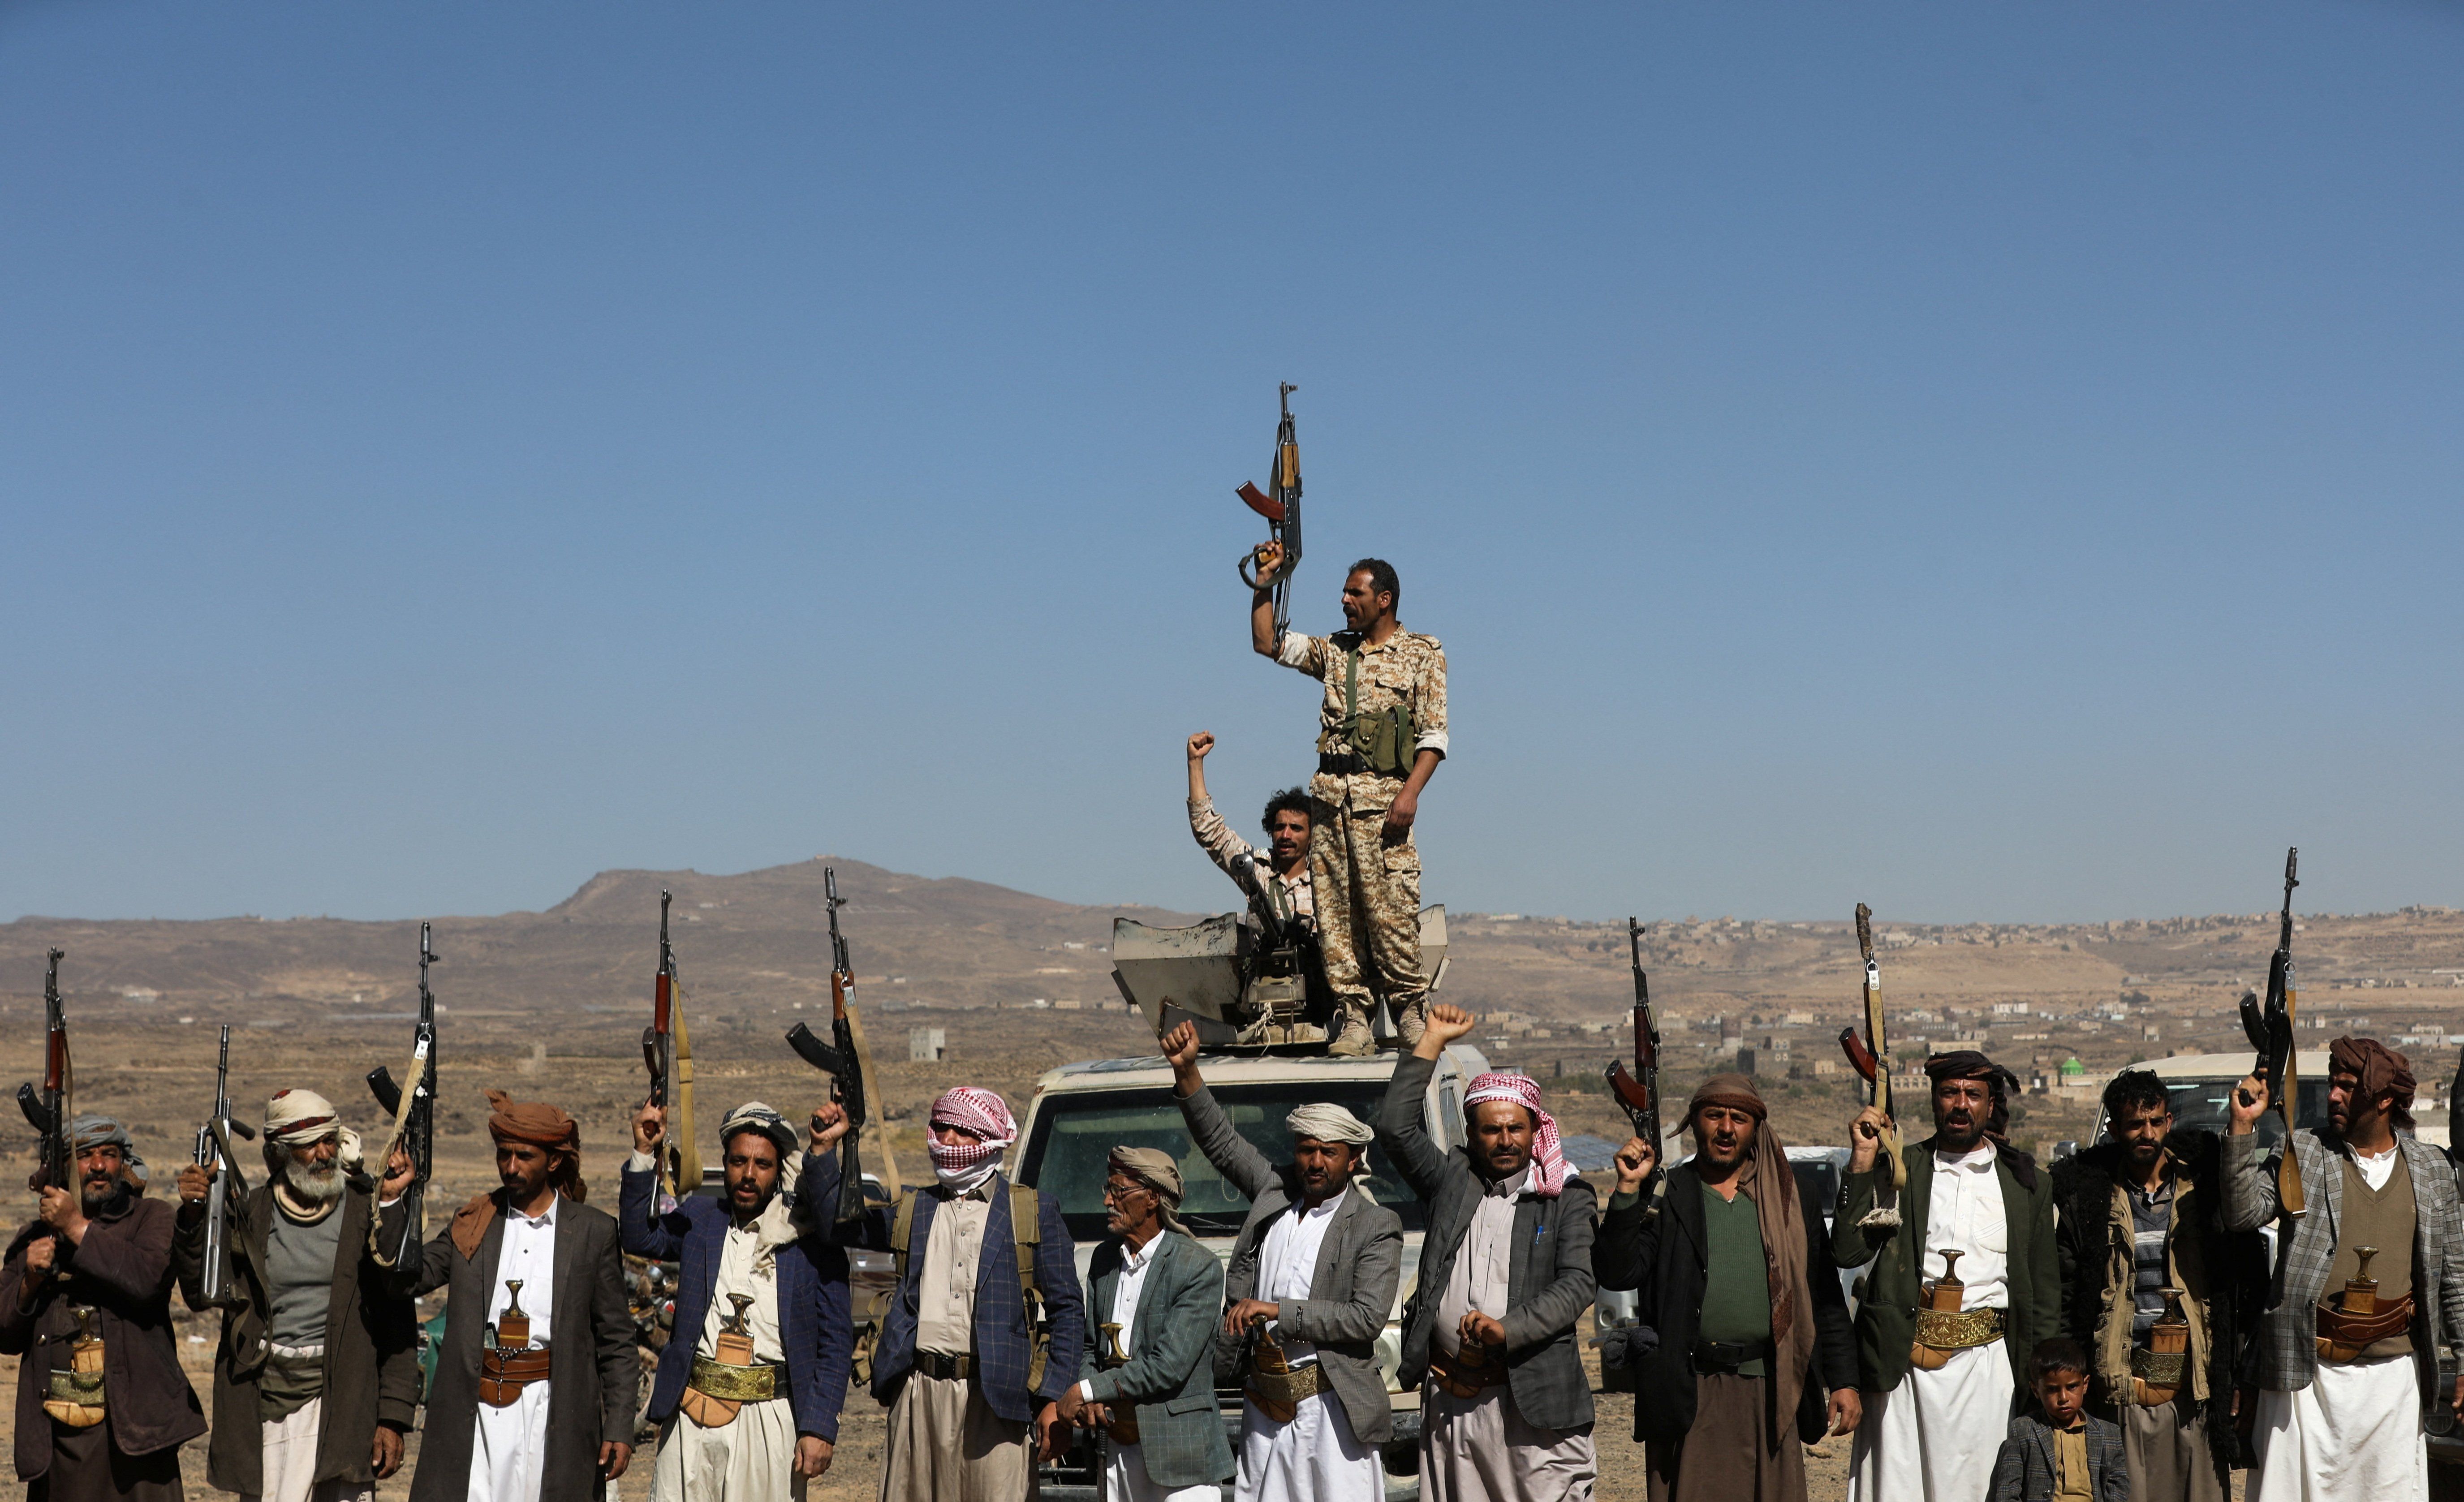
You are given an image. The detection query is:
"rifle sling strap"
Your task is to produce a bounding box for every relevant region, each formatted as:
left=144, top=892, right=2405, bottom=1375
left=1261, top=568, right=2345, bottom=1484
left=891, top=1184, right=1041, bottom=1312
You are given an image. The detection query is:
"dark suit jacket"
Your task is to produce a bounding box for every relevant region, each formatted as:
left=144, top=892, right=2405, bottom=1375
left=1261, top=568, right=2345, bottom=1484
left=1592, top=1162, right=1857, bottom=1445
left=1377, top=1053, right=1597, bottom=1433
left=617, top=1164, right=852, bottom=1442
left=0, top=1197, right=207, bottom=1480
left=171, top=1182, right=422, bottom=1496
left=1077, top=1229, right=1235, bottom=1489
left=1990, top=1412, right=2129, bottom=1502
left=1831, top=1136, right=2060, bottom=1396
left=1177, top=1081, right=1404, bottom=1444
left=398, top=1192, right=635, bottom=1502
left=811, top=1153, right=1083, bottom=1425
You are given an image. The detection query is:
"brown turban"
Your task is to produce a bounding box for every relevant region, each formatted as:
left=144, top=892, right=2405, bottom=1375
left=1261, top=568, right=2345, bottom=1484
left=451, top=1090, right=587, bottom=1258
left=2330, top=1037, right=2416, bottom=1119
left=1689, top=1072, right=1770, bottom=1123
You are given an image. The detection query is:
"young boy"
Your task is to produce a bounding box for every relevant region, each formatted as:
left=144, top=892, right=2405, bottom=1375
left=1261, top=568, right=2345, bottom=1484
left=1991, top=1337, right=2130, bottom=1502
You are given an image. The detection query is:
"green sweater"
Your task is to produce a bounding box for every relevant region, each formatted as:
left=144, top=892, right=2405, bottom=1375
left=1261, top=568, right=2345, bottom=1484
left=1696, top=1187, right=1774, bottom=1375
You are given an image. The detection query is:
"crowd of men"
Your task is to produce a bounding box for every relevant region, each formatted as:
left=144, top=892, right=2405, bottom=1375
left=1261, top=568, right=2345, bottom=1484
left=10, top=563, right=2464, bottom=1502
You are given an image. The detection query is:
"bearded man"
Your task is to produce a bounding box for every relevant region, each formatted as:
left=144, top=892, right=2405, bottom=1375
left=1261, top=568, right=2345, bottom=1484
left=624, top=1099, right=851, bottom=1501
left=1055, top=1146, right=1236, bottom=1502
left=1378, top=1004, right=1599, bottom=1502
left=2227, top=1037, right=2464, bottom=1502
left=2050, top=1069, right=2262, bottom=1502
left=1161, top=1020, right=1402, bottom=1502
left=390, top=1090, right=636, bottom=1502
left=1594, top=1074, right=1860, bottom=1502
left=0, top=1114, right=207, bottom=1500
left=809, top=1084, right=1082, bottom=1502
left=1833, top=1050, right=2059, bottom=1502
left=172, top=1090, right=420, bottom=1502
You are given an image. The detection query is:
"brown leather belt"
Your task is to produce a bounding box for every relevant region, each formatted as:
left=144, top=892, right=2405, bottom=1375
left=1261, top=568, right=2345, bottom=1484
left=913, top=1351, right=974, bottom=1382
left=1428, top=1347, right=1512, bottom=1399
left=2316, top=1295, right=2413, bottom=1364
left=479, top=1347, right=553, bottom=1407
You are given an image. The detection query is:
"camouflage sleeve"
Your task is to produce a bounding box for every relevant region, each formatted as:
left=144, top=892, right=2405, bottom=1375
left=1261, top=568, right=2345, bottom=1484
left=1413, top=641, right=1449, bottom=757
left=1188, top=798, right=1264, bottom=897
left=1275, top=631, right=1327, bottom=677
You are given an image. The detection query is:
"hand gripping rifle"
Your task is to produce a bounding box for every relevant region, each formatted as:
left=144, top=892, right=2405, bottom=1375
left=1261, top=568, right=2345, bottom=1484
left=1235, top=383, right=1304, bottom=643
left=1603, top=919, right=1662, bottom=1153
left=191, top=1025, right=256, bottom=1304
left=1836, top=904, right=1908, bottom=1207
left=366, top=925, right=439, bottom=1268
left=642, top=892, right=703, bottom=1202
left=786, top=867, right=888, bottom=1230
left=14, top=950, right=73, bottom=1237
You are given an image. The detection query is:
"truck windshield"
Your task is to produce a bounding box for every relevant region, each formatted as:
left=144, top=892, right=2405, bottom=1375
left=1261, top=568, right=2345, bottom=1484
left=2162, top=1077, right=2329, bottom=1140
left=1017, top=1083, right=1429, bottom=1243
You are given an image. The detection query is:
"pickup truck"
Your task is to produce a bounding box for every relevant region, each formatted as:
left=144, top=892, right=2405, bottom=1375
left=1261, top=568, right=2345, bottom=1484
left=1012, top=1043, right=1493, bottom=1502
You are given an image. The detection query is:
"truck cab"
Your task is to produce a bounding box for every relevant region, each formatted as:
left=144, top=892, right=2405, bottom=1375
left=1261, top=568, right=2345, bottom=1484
left=1012, top=1043, right=1491, bottom=1502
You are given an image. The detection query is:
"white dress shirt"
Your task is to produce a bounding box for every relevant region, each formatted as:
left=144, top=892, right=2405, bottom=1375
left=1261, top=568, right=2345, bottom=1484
left=1924, top=1142, right=2008, bottom=1310
left=1255, top=1187, right=1348, bottom=1368
left=469, top=1196, right=559, bottom=1502
left=1075, top=1233, right=1161, bottom=1403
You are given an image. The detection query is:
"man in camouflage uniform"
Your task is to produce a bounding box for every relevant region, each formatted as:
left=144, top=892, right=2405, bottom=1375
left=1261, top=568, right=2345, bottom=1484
left=1248, top=546, right=1448, bottom=1055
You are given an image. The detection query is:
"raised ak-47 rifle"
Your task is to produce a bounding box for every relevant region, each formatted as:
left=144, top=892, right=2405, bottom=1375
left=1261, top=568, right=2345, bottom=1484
left=1603, top=919, right=1661, bottom=1154
left=2235, top=849, right=2305, bottom=1219
left=190, top=1025, right=256, bottom=1304
left=787, top=867, right=890, bottom=1229
left=1836, top=904, right=1908, bottom=1216
left=14, top=950, right=72, bottom=1235
left=1235, top=383, right=1304, bottom=642
left=643, top=891, right=703, bottom=1201
left=366, top=924, right=439, bottom=1268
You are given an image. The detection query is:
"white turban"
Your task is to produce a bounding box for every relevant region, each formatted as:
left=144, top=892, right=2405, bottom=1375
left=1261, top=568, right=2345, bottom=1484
left=1284, top=1102, right=1373, bottom=1147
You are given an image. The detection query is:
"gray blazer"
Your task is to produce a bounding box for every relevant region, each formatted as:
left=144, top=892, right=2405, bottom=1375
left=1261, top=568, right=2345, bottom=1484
left=2224, top=1127, right=2464, bottom=1399
left=1078, top=1228, right=1236, bottom=1489
left=1177, top=1083, right=1404, bottom=1444
left=1989, top=1413, right=2129, bottom=1502
left=1377, top=1053, right=1597, bottom=1433
left=398, top=1195, right=636, bottom=1502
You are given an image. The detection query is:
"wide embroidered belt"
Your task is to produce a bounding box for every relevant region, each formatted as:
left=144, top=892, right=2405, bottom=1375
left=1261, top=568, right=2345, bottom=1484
left=2316, top=1295, right=2413, bottom=1364
left=2128, top=1345, right=2188, bottom=1404
left=688, top=1357, right=786, bottom=1403
left=478, top=1347, right=553, bottom=1407
left=1909, top=1305, right=2004, bottom=1366
left=1245, top=1360, right=1325, bottom=1423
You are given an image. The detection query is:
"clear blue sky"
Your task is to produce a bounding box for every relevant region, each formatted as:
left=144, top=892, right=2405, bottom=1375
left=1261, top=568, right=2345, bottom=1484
left=5, top=3, right=2459, bottom=928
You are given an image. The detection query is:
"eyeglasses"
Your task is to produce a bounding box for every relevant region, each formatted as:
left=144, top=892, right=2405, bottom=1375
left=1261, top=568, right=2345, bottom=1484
left=1101, top=1181, right=1152, bottom=1203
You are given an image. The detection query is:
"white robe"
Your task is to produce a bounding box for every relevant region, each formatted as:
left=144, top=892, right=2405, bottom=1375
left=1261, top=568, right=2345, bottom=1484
left=1848, top=1142, right=2013, bottom=1502
left=1236, top=1188, right=1380, bottom=1502
left=470, top=1198, right=560, bottom=1502
left=2252, top=1351, right=2428, bottom=1501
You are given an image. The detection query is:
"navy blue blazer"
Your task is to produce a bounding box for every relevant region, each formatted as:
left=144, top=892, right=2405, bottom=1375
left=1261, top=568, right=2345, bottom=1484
left=617, top=1166, right=852, bottom=1443
left=804, top=1152, right=1081, bottom=1425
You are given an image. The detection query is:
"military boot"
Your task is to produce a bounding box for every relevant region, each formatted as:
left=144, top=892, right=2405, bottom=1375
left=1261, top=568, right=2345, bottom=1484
left=1392, top=994, right=1429, bottom=1047
left=1326, top=1003, right=1375, bottom=1058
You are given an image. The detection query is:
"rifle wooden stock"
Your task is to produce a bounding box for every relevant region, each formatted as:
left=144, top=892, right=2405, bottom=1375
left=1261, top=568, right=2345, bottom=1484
left=1855, top=905, right=1907, bottom=1191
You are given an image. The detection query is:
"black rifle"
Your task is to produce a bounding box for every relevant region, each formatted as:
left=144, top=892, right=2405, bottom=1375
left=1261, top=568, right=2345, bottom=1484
left=1603, top=919, right=1661, bottom=1148
left=13, top=950, right=72, bottom=1241
left=2263, top=849, right=2305, bottom=1218
left=642, top=891, right=702, bottom=1200
left=1235, top=383, right=1304, bottom=641
left=366, top=924, right=439, bottom=1268
left=191, top=1024, right=257, bottom=1304
left=786, top=867, right=868, bottom=1229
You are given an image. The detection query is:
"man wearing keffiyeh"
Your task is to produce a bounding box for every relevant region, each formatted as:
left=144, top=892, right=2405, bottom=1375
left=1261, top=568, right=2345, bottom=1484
left=1377, top=1003, right=1599, bottom=1501
left=809, top=1083, right=1083, bottom=1502
left=1834, top=1049, right=2060, bottom=1502
left=172, top=1089, right=420, bottom=1502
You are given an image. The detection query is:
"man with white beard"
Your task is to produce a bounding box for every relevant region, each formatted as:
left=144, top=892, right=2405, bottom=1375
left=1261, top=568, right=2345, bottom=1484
left=175, top=1089, right=422, bottom=1502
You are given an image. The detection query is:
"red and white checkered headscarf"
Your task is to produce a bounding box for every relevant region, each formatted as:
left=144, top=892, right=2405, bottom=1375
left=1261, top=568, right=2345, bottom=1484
left=1463, top=1072, right=1569, bottom=1197
left=928, top=1087, right=1017, bottom=1190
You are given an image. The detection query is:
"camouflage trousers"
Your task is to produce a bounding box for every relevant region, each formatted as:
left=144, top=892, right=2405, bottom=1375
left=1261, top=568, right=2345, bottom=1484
left=1309, top=797, right=1428, bottom=1017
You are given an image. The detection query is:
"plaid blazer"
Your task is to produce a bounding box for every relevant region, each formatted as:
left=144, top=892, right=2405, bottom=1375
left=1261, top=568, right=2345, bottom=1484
left=807, top=1152, right=1085, bottom=1424
left=2222, top=1128, right=2464, bottom=1398
left=1077, top=1229, right=1235, bottom=1489
left=1989, top=1413, right=2128, bottom=1502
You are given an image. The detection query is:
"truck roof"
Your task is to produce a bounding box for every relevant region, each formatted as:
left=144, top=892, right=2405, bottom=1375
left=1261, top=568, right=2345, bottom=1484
left=1030, top=1043, right=1493, bottom=1094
